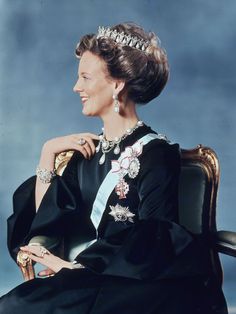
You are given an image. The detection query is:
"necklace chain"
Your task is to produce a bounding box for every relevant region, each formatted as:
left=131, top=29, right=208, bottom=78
left=96, top=120, right=144, bottom=165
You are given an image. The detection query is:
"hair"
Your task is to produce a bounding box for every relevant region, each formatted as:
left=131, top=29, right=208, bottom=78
left=75, top=22, right=169, bottom=104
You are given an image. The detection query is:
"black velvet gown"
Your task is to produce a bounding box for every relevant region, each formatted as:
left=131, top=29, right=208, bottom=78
left=0, top=125, right=227, bottom=314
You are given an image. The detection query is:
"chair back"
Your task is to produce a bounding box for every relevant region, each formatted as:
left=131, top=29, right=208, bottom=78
left=179, top=145, right=219, bottom=234
left=179, top=145, right=222, bottom=283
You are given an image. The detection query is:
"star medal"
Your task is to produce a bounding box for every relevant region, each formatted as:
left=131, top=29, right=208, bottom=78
left=109, top=204, right=135, bottom=223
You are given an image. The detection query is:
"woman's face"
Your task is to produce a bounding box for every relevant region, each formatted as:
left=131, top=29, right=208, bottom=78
left=73, top=51, right=116, bottom=117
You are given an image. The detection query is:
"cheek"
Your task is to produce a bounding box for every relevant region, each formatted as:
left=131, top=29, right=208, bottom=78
left=91, top=85, right=113, bottom=104
left=84, top=84, right=93, bottom=95
left=97, top=90, right=113, bottom=107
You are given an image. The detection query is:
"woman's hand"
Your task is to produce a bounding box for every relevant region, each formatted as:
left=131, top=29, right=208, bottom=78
left=42, top=133, right=99, bottom=161
left=35, top=132, right=99, bottom=211
left=20, top=245, right=73, bottom=275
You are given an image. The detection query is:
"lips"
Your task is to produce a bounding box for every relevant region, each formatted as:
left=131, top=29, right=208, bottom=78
left=80, top=96, right=89, bottom=104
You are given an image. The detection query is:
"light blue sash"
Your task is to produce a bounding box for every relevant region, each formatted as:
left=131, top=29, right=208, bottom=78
left=90, top=133, right=164, bottom=234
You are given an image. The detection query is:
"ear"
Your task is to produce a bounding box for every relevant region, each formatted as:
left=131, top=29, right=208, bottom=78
left=113, top=80, right=126, bottom=97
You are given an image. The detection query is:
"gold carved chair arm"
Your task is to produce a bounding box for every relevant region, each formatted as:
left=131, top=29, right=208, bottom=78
left=17, top=151, right=74, bottom=281
left=17, top=250, right=35, bottom=281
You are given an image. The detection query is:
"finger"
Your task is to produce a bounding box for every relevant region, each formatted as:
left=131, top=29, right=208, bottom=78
left=82, top=141, right=93, bottom=157
left=73, top=139, right=92, bottom=159
left=28, top=254, right=53, bottom=272
left=83, top=137, right=97, bottom=155
left=75, top=143, right=89, bottom=159
left=71, top=133, right=99, bottom=158
left=28, top=253, right=44, bottom=263
left=74, top=134, right=97, bottom=155
left=20, top=245, right=39, bottom=254
left=29, top=252, right=66, bottom=273
left=21, top=245, right=51, bottom=258
left=38, top=268, right=55, bottom=277
left=28, top=252, right=53, bottom=267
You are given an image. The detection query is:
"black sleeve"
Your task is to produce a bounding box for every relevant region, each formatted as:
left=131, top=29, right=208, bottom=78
left=137, top=140, right=180, bottom=222
left=7, top=151, right=82, bottom=261
left=76, top=141, right=206, bottom=280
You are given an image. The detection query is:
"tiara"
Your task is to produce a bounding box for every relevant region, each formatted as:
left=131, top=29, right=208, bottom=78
left=97, top=26, right=151, bottom=53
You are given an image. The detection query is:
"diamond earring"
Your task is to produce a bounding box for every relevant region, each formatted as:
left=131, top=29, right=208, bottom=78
left=113, top=94, right=120, bottom=113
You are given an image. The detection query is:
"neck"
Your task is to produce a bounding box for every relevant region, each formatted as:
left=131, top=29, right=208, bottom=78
left=101, top=102, right=139, bottom=140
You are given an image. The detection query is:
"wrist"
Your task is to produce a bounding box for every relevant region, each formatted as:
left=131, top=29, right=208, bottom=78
left=55, top=260, right=85, bottom=271
left=42, top=141, right=56, bottom=157
left=70, top=261, right=85, bottom=269
left=39, top=143, right=56, bottom=170
left=36, top=165, right=56, bottom=184
left=63, top=261, right=74, bottom=270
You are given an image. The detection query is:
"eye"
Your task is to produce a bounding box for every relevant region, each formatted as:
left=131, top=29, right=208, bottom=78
left=82, top=75, right=90, bottom=80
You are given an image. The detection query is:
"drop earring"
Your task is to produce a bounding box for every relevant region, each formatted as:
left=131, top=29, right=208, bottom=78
left=113, top=94, right=120, bottom=113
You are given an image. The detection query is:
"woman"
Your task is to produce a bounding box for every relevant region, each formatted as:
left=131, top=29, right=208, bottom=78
left=0, top=22, right=227, bottom=313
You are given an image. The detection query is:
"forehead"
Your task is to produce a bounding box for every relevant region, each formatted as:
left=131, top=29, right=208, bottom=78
left=78, top=51, right=107, bottom=75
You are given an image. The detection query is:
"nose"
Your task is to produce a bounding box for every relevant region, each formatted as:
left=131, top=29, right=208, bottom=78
left=73, top=78, right=83, bottom=93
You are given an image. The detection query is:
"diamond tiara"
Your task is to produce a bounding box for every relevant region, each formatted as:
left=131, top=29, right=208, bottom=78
left=97, top=26, right=151, bottom=53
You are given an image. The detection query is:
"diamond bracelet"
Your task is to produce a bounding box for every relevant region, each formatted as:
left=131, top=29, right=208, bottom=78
left=36, top=166, right=56, bottom=184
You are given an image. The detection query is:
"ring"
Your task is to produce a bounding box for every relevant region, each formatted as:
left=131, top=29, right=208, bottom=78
left=40, top=246, right=50, bottom=257
left=78, top=138, right=86, bottom=146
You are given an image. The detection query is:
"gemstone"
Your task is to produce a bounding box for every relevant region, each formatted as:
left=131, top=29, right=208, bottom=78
left=114, top=137, right=120, bottom=143
left=102, top=141, right=109, bottom=149
left=114, top=106, right=119, bottom=113
left=99, top=153, right=106, bottom=165
left=137, top=120, right=143, bottom=126
left=95, top=143, right=100, bottom=153
left=114, top=146, right=120, bottom=155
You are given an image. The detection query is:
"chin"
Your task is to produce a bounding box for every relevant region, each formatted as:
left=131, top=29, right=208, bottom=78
left=82, top=108, right=97, bottom=117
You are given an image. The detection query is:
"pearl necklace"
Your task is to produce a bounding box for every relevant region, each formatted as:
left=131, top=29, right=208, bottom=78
left=96, top=120, right=144, bottom=165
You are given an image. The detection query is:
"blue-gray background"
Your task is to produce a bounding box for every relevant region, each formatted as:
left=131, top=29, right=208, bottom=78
left=0, top=0, right=235, bottom=311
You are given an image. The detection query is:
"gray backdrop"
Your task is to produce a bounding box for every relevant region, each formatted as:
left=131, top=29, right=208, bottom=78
left=0, top=0, right=235, bottom=311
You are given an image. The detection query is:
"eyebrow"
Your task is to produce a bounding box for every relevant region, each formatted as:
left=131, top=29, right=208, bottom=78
left=79, top=71, right=91, bottom=76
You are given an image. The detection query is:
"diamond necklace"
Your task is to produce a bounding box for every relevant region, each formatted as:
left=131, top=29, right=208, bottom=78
left=96, top=120, right=144, bottom=165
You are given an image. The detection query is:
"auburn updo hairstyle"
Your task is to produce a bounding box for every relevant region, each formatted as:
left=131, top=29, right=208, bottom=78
left=75, top=22, right=169, bottom=104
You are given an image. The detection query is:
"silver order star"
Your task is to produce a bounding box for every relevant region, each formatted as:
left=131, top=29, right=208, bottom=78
left=109, top=204, right=135, bottom=223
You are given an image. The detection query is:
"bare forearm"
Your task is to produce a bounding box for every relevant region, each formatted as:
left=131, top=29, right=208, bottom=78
left=35, top=144, right=55, bottom=211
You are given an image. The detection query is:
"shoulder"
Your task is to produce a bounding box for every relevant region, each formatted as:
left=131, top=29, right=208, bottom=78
left=140, top=127, right=180, bottom=161
left=135, top=129, right=181, bottom=192
left=135, top=127, right=181, bottom=176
